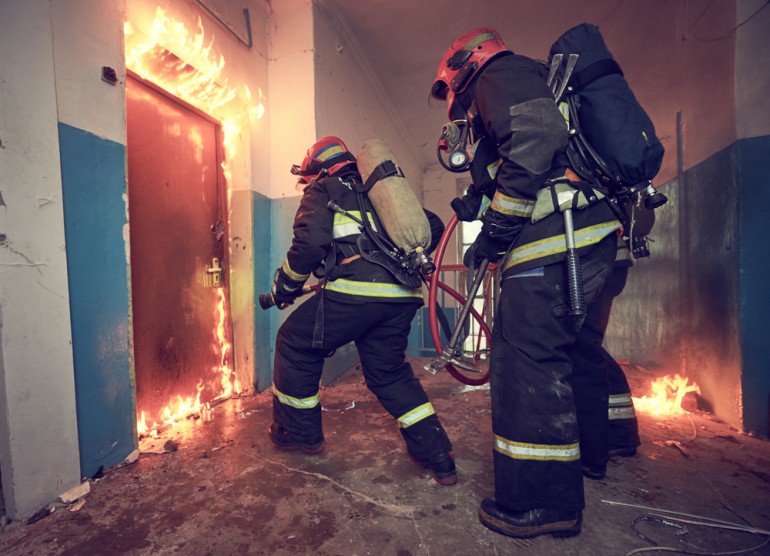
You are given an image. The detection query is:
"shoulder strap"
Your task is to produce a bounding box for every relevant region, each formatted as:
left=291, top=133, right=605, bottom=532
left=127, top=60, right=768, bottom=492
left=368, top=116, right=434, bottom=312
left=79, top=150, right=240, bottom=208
left=358, top=160, right=404, bottom=193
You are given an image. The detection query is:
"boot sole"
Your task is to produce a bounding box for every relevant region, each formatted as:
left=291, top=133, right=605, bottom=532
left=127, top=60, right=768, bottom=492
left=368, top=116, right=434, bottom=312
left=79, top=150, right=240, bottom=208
left=269, top=437, right=325, bottom=454
left=431, top=471, right=458, bottom=486
left=479, top=508, right=581, bottom=539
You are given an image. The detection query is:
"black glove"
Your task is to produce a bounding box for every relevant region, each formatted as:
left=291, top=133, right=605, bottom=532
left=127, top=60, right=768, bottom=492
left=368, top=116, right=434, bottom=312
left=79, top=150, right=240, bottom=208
left=464, top=233, right=512, bottom=267
left=271, top=267, right=305, bottom=309
left=450, top=187, right=490, bottom=222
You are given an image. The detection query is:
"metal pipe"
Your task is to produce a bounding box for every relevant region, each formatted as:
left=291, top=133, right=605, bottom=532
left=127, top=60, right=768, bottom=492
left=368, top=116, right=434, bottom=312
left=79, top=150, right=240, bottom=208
left=195, top=1, right=252, bottom=48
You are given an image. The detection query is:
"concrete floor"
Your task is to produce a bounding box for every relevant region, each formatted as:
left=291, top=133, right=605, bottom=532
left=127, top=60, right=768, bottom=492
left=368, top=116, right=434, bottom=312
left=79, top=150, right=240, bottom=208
left=1, top=358, right=769, bottom=555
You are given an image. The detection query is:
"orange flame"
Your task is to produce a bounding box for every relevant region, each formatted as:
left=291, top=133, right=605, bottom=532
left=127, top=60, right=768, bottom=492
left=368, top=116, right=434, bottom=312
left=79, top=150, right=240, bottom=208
left=213, top=287, right=241, bottom=399
left=127, top=7, right=252, bottom=437
left=633, top=374, right=701, bottom=416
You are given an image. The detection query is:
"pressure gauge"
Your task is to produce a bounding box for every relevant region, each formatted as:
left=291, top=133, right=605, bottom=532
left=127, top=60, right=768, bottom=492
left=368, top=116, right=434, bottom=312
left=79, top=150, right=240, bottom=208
left=449, top=149, right=468, bottom=169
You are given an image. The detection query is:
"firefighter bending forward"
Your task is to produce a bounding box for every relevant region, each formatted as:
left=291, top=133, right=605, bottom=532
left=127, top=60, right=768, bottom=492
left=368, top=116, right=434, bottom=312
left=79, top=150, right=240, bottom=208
left=268, top=136, right=457, bottom=486
left=431, top=29, right=622, bottom=537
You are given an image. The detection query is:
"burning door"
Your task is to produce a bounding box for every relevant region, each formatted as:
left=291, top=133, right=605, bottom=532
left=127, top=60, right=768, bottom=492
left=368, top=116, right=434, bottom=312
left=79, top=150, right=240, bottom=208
left=126, top=74, right=234, bottom=431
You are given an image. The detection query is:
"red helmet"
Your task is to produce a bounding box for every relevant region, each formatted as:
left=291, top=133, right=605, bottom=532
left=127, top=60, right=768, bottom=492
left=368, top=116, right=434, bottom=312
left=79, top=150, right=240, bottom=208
left=431, top=28, right=510, bottom=116
left=291, top=136, right=357, bottom=191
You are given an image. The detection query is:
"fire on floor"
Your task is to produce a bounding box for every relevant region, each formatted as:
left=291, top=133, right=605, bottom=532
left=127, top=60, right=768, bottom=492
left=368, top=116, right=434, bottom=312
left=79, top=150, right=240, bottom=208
left=1, top=359, right=769, bottom=556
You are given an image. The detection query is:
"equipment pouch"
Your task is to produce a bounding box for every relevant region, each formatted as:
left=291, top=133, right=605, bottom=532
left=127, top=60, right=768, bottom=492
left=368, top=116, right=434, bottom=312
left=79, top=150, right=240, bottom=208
left=531, top=179, right=605, bottom=223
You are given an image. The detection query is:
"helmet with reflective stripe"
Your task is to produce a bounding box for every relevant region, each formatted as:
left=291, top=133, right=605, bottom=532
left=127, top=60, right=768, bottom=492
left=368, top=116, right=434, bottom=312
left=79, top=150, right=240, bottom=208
left=431, top=28, right=510, bottom=117
left=291, top=136, right=357, bottom=191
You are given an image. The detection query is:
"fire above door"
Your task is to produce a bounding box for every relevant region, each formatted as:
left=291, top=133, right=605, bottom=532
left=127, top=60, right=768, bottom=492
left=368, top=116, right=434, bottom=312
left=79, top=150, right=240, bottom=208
left=126, top=75, right=234, bottom=429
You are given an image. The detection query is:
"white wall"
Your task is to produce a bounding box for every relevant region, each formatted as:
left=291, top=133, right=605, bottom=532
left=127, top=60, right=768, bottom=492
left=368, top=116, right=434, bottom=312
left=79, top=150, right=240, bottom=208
left=736, top=0, right=770, bottom=139
left=312, top=3, right=424, bottom=198
left=0, top=0, right=82, bottom=518
left=267, top=0, right=316, bottom=200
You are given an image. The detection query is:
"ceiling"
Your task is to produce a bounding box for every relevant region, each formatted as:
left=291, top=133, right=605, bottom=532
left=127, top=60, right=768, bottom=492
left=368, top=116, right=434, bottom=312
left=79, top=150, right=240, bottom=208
left=315, top=0, right=644, bottom=169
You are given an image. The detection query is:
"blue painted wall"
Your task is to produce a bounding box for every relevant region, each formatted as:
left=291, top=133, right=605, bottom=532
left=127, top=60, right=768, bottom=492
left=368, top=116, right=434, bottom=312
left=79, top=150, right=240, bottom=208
left=252, top=190, right=273, bottom=391
left=737, top=135, right=770, bottom=436
left=609, top=134, right=770, bottom=437
left=59, top=123, right=135, bottom=477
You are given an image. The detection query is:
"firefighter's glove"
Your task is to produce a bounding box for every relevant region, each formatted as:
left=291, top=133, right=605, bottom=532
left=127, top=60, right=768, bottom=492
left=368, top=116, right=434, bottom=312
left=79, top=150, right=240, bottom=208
left=464, top=233, right=511, bottom=268
left=271, top=267, right=305, bottom=309
left=450, top=188, right=490, bottom=222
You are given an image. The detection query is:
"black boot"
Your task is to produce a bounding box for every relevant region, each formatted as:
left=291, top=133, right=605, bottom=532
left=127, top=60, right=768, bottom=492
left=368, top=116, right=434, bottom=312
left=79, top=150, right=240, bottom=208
left=268, top=423, right=324, bottom=454
left=582, top=463, right=606, bottom=480
left=478, top=499, right=582, bottom=539
left=608, top=446, right=637, bottom=457
left=409, top=451, right=458, bottom=486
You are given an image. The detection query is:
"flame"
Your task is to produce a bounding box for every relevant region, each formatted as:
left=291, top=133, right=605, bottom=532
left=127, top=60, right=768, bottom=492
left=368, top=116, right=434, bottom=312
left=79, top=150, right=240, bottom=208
left=136, top=382, right=205, bottom=437
left=213, top=287, right=241, bottom=399
left=127, top=7, right=252, bottom=437
left=633, top=374, right=701, bottom=416
left=124, top=7, right=265, bottom=166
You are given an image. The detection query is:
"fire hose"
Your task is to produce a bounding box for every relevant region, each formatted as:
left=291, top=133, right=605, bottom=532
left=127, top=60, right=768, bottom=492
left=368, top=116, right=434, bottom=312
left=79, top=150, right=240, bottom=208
left=258, top=283, right=321, bottom=310
left=426, top=215, right=492, bottom=386
left=424, top=257, right=490, bottom=376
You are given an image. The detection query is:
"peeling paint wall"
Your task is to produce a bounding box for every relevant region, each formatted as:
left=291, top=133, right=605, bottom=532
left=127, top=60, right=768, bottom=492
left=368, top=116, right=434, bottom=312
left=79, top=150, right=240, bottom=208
left=0, top=0, right=274, bottom=519
left=606, top=1, right=770, bottom=435
left=0, top=0, right=82, bottom=519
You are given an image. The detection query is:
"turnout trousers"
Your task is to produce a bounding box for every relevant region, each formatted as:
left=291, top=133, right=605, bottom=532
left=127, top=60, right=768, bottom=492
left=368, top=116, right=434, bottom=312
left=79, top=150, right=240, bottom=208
left=569, top=264, right=640, bottom=468
left=491, top=234, right=616, bottom=511
left=272, top=294, right=452, bottom=464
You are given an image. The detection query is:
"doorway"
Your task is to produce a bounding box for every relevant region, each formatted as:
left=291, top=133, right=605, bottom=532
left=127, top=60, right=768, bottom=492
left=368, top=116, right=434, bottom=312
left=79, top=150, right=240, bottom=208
left=126, top=74, right=235, bottom=430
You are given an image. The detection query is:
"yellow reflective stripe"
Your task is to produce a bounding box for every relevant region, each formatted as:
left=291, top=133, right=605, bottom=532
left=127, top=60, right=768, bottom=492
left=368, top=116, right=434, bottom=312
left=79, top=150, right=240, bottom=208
left=494, top=435, right=580, bottom=461
left=608, top=406, right=637, bottom=420
left=398, top=402, right=435, bottom=428
left=502, top=220, right=621, bottom=271
left=316, top=144, right=344, bottom=162
left=490, top=191, right=535, bottom=218
left=326, top=278, right=423, bottom=299
left=282, top=260, right=310, bottom=282
left=487, top=159, right=502, bottom=180
left=273, top=385, right=319, bottom=409
left=608, top=393, right=633, bottom=406
left=464, top=31, right=496, bottom=51
left=332, top=211, right=377, bottom=238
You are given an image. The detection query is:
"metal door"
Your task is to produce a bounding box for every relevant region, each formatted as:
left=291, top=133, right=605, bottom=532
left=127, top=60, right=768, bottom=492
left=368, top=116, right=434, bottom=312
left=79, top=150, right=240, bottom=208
left=126, top=75, right=233, bottom=427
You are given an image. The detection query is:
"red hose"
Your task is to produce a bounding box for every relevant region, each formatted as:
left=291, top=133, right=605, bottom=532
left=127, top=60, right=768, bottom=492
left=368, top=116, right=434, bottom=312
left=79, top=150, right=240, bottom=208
left=427, top=215, right=491, bottom=385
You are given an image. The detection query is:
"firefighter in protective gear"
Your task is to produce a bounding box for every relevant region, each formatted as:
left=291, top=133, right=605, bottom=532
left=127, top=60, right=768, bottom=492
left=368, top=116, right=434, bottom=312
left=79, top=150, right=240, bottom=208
left=432, top=29, right=622, bottom=537
left=269, top=136, right=457, bottom=485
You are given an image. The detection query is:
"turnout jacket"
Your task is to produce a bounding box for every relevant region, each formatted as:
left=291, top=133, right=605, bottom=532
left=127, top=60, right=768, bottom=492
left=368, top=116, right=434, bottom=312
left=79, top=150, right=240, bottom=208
left=465, top=53, right=621, bottom=276
left=281, top=172, right=425, bottom=304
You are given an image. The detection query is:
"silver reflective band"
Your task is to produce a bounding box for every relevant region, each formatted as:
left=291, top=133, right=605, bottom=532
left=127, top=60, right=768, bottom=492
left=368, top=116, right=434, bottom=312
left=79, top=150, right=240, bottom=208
left=608, top=406, right=637, bottom=420
left=494, top=435, right=580, bottom=461
left=609, top=393, right=633, bottom=406
left=273, top=384, right=320, bottom=409
left=326, top=278, right=422, bottom=299
left=503, top=220, right=621, bottom=270
left=398, top=402, right=436, bottom=428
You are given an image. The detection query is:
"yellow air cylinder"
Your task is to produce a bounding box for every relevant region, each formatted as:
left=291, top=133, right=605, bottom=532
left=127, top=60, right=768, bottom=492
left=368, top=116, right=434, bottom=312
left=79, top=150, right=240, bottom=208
left=355, top=139, right=431, bottom=255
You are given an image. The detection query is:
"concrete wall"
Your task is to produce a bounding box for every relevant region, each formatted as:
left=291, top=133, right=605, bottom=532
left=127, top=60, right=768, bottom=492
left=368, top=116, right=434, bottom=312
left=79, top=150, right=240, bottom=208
left=606, top=1, right=770, bottom=435
left=0, top=0, right=274, bottom=519
left=312, top=4, right=424, bottom=196
left=0, top=0, right=83, bottom=520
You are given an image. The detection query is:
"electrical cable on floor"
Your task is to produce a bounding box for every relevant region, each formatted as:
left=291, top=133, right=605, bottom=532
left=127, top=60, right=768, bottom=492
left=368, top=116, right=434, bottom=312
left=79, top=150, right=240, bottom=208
left=603, top=500, right=770, bottom=556
left=624, top=536, right=769, bottom=556
left=686, top=414, right=698, bottom=442
left=628, top=516, right=770, bottom=555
